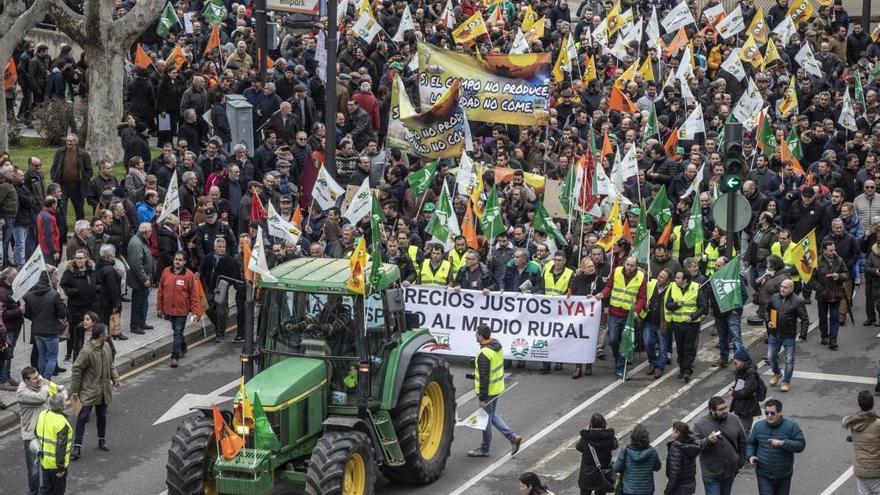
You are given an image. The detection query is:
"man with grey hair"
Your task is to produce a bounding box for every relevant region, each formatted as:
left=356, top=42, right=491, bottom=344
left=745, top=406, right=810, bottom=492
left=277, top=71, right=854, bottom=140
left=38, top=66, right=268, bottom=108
left=65, top=220, right=92, bottom=261
left=50, top=132, right=92, bottom=221
left=127, top=223, right=155, bottom=335
left=0, top=162, right=17, bottom=267
left=178, top=109, right=202, bottom=155
left=17, top=365, right=64, bottom=495
left=35, top=392, right=72, bottom=492
left=199, top=237, right=239, bottom=343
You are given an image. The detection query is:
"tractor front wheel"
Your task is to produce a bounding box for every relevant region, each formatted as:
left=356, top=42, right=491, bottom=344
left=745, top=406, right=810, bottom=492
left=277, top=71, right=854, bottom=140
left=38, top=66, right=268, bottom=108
left=166, top=414, right=218, bottom=495
left=306, top=430, right=377, bottom=495
left=381, top=353, right=456, bottom=485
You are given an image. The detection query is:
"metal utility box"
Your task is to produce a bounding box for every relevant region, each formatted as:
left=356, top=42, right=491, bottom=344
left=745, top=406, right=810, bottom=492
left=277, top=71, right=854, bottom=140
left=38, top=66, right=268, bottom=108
left=226, top=94, right=254, bottom=154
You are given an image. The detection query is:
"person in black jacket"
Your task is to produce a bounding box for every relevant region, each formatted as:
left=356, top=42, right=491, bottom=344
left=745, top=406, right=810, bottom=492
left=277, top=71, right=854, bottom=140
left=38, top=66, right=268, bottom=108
left=664, top=422, right=700, bottom=495
left=59, top=252, right=97, bottom=363
left=382, top=237, right=417, bottom=285
left=156, top=215, right=181, bottom=276
left=811, top=240, right=847, bottom=349
left=22, top=272, right=68, bottom=380
left=13, top=168, right=36, bottom=267
left=126, top=67, right=156, bottom=133
left=729, top=348, right=763, bottom=436
left=767, top=279, right=809, bottom=392
left=123, top=123, right=152, bottom=174
left=199, top=237, right=240, bottom=343
left=575, top=413, right=618, bottom=495
left=453, top=250, right=498, bottom=293
left=570, top=257, right=609, bottom=378
left=156, top=67, right=186, bottom=147
left=96, top=244, right=125, bottom=341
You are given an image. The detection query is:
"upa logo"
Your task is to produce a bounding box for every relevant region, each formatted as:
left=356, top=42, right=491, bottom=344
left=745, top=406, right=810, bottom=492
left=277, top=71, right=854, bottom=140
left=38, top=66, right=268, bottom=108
left=532, top=339, right=549, bottom=349
left=510, top=338, right=530, bottom=357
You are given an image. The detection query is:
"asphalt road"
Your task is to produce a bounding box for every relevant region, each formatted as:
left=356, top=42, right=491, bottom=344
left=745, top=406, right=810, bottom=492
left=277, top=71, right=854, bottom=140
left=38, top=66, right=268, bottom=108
left=0, top=292, right=876, bottom=495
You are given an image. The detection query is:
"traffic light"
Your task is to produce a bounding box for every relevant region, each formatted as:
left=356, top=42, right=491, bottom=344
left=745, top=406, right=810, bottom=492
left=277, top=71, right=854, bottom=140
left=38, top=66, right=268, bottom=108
left=721, top=123, right=745, bottom=193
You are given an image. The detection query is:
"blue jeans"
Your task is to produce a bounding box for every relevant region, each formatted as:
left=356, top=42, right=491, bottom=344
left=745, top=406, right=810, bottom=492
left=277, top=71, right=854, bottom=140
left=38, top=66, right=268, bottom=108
left=607, top=315, right=627, bottom=375
left=0, top=328, right=19, bottom=382
left=480, top=395, right=516, bottom=452
left=169, top=315, right=188, bottom=359
left=642, top=321, right=668, bottom=371
left=34, top=336, right=58, bottom=380
left=13, top=225, right=32, bottom=267
left=768, top=335, right=795, bottom=384
left=23, top=439, right=40, bottom=495
left=716, top=310, right=744, bottom=361
left=130, top=287, right=150, bottom=330
left=817, top=300, right=840, bottom=342
left=756, top=474, right=792, bottom=495
left=703, top=476, right=735, bottom=495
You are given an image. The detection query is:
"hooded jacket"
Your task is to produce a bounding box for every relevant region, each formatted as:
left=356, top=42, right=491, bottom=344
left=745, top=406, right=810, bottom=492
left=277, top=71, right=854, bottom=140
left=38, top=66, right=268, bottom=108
left=664, top=436, right=700, bottom=494
left=575, top=428, right=618, bottom=490
left=843, top=410, right=880, bottom=479
left=731, top=361, right=763, bottom=418
left=613, top=445, right=662, bottom=495
left=22, top=278, right=67, bottom=337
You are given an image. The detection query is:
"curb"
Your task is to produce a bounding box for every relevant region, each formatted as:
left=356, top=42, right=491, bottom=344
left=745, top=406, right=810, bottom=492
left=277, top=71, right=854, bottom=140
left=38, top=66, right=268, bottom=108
left=0, top=316, right=233, bottom=433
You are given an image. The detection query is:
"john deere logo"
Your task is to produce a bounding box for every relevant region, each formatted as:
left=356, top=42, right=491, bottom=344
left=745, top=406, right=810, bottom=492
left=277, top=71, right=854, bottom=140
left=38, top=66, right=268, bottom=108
left=510, top=338, right=529, bottom=357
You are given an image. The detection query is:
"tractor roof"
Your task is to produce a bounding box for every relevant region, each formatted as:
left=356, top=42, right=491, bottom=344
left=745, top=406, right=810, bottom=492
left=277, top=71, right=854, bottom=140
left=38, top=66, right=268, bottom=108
left=259, top=257, right=400, bottom=295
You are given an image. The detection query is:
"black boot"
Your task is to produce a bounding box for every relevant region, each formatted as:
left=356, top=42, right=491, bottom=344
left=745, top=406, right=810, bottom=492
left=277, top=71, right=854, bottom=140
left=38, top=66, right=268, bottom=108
left=98, top=439, right=110, bottom=451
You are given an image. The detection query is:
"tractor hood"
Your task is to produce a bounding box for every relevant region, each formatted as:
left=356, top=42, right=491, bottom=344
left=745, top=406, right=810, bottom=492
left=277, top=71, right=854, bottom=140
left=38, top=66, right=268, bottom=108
left=237, top=358, right=328, bottom=411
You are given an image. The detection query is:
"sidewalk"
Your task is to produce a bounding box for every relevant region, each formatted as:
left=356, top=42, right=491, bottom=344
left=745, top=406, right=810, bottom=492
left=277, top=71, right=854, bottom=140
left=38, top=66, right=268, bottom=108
left=0, top=288, right=237, bottom=432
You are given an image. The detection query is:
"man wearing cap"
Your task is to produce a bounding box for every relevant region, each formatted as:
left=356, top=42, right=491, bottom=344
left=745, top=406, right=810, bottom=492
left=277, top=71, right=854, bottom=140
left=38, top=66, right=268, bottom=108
left=291, top=83, right=316, bottom=133
left=467, top=324, right=522, bottom=458
left=196, top=207, right=236, bottom=261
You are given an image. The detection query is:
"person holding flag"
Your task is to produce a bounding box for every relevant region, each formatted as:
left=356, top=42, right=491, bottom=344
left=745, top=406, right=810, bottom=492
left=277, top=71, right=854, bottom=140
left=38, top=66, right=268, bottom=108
left=664, top=270, right=709, bottom=383
left=598, top=256, right=647, bottom=379
left=709, top=256, right=749, bottom=368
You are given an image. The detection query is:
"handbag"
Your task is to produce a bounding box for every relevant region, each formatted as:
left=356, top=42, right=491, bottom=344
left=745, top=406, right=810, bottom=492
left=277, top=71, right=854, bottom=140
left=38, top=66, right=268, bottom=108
left=588, top=443, right=616, bottom=494
left=109, top=312, right=122, bottom=336
left=58, top=320, right=70, bottom=341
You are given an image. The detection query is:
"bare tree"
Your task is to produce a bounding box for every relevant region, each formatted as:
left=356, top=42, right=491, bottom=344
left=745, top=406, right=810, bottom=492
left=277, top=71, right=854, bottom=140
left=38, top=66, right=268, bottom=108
left=48, top=0, right=165, bottom=163
left=0, top=0, right=50, bottom=152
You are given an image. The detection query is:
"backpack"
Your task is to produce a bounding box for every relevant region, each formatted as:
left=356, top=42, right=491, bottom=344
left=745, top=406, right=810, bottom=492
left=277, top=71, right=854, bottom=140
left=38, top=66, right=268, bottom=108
left=754, top=373, right=767, bottom=402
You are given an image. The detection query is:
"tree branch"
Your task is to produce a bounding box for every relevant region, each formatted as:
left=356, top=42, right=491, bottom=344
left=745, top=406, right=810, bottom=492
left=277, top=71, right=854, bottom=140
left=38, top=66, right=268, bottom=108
left=112, top=0, right=166, bottom=46
left=0, top=0, right=28, bottom=34
left=46, top=0, right=88, bottom=45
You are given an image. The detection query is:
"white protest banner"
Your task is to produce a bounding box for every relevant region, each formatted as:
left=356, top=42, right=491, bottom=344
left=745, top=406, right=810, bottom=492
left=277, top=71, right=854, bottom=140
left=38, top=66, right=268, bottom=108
left=343, top=178, right=372, bottom=225
left=404, top=286, right=601, bottom=363
left=12, top=249, right=47, bottom=300
left=267, top=202, right=299, bottom=243
left=158, top=169, right=180, bottom=223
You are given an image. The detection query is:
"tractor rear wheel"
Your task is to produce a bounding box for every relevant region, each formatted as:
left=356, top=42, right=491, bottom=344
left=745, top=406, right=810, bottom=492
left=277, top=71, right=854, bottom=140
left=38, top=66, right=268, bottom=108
left=381, top=353, right=455, bottom=484
left=306, top=430, right=376, bottom=495
left=166, top=414, right=218, bottom=495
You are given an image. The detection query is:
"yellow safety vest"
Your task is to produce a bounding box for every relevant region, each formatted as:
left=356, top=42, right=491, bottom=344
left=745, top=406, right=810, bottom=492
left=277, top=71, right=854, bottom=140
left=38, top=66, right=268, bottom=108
left=407, top=245, right=420, bottom=267
left=448, top=249, right=468, bottom=278
left=543, top=267, right=573, bottom=295
left=771, top=241, right=799, bottom=281
left=609, top=267, right=645, bottom=311
left=474, top=346, right=505, bottom=396
left=672, top=225, right=703, bottom=261
left=704, top=244, right=736, bottom=276
left=36, top=410, right=72, bottom=470
left=420, top=259, right=451, bottom=285
left=664, top=282, right=700, bottom=323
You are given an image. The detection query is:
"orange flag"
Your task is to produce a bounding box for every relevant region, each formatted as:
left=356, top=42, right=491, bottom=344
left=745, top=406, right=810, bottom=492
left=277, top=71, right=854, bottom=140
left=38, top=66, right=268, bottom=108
left=166, top=45, right=186, bottom=69
left=657, top=218, right=674, bottom=246
left=193, top=275, right=209, bottom=313
left=663, top=27, right=688, bottom=58
left=134, top=44, right=152, bottom=69
left=778, top=138, right=805, bottom=175
left=212, top=404, right=245, bottom=460
left=621, top=218, right=632, bottom=241
left=3, top=58, right=17, bottom=91
left=241, top=237, right=253, bottom=283
left=601, top=130, right=613, bottom=161
left=462, top=198, right=479, bottom=249
left=205, top=26, right=221, bottom=53
left=664, top=128, right=679, bottom=158
left=609, top=85, right=638, bottom=113
left=291, top=205, right=303, bottom=230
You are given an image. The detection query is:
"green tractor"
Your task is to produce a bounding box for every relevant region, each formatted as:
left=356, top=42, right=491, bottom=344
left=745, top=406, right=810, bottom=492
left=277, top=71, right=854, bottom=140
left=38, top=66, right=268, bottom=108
left=165, top=257, right=456, bottom=494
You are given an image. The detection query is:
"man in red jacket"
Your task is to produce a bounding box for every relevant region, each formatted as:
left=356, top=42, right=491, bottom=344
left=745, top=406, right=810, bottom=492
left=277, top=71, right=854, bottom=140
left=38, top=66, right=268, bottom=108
left=352, top=81, right=381, bottom=133
left=36, top=196, right=61, bottom=266
left=157, top=251, right=204, bottom=368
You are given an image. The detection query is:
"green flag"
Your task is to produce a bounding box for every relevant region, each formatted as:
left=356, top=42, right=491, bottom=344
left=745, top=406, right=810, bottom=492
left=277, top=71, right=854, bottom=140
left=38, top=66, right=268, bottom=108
left=870, top=62, right=880, bottom=80
left=408, top=161, right=439, bottom=198
left=533, top=200, right=567, bottom=246
left=203, top=0, right=227, bottom=27
left=588, top=127, right=600, bottom=162
left=717, top=113, right=734, bottom=150
left=854, top=70, right=866, bottom=108
left=757, top=115, right=776, bottom=157
left=709, top=255, right=743, bottom=313
left=480, top=185, right=505, bottom=242
left=368, top=192, right=386, bottom=290
left=560, top=160, right=577, bottom=216
left=642, top=104, right=658, bottom=145
left=684, top=194, right=704, bottom=249
left=253, top=392, right=281, bottom=451
left=619, top=309, right=636, bottom=365
left=633, top=207, right=650, bottom=266
left=786, top=127, right=803, bottom=161
left=647, top=184, right=671, bottom=228
left=425, top=182, right=452, bottom=244
left=156, top=2, right=181, bottom=38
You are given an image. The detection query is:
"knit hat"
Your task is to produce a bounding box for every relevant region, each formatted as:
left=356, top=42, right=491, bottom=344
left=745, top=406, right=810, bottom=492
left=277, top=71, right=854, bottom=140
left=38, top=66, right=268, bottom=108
left=733, top=348, right=751, bottom=362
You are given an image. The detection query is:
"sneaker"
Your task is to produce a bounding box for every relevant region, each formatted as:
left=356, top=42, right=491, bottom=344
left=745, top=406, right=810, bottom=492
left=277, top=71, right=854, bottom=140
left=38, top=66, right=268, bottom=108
left=780, top=383, right=790, bottom=392
left=769, top=373, right=780, bottom=386
left=510, top=436, right=523, bottom=456
left=467, top=448, right=489, bottom=457
left=232, top=336, right=244, bottom=343
left=796, top=335, right=806, bottom=343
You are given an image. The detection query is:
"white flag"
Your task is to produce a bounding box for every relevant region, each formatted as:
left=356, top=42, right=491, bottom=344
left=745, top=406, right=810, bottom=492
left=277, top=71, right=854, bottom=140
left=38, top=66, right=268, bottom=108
left=336, top=0, right=348, bottom=25
left=158, top=169, right=180, bottom=223
left=702, top=3, right=725, bottom=24
left=510, top=28, right=529, bottom=54
left=266, top=202, right=300, bottom=243
left=611, top=145, right=639, bottom=193
left=716, top=5, right=745, bottom=39
left=720, top=47, right=746, bottom=80
left=565, top=33, right=578, bottom=72
left=456, top=407, right=489, bottom=430
left=609, top=36, right=629, bottom=62
left=353, top=14, right=382, bottom=43
left=592, top=16, right=610, bottom=46
left=646, top=7, right=661, bottom=51
left=312, top=166, right=345, bottom=210
left=343, top=178, right=372, bottom=225
left=621, top=14, right=642, bottom=47
left=12, top=248, right=47, bottom=301
left=678, top=103, right=705, bottom=140
left=795, top=43, right=823, bottom=79
left=839, top=88, right=858, bottom=132
left=441, top=182, right=460, bottom=252
left=248, top=227, right=277, bottom=282
left=676, top=45, right=694, bottom=80
left=440, top=0, right=455, bottom=28
left=316, top=30, right=327, bottom=83
left=772, top=15, right=796, bottom=46
left=661, top=2, right=695, bottom=33
left=680, top=76, right=695, bottom=106
left=393, top=5, right=414, bottom=42
left=732, top=78, right=763, bottom=130
left=679, top=163, right=705, bottom=199
left=595, top=161, right=613, bottom=196
left=455, top=150, right=477, bottom=193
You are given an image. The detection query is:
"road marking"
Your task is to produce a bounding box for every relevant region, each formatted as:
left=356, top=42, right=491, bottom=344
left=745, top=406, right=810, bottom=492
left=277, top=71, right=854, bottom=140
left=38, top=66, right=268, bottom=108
left=153, top=378, right=239, bottom=425
left=819, top=466, right=854, bottom=495
left=759, top=370, right=877, bottom=385
left=447, top=361, right=650, bottom=495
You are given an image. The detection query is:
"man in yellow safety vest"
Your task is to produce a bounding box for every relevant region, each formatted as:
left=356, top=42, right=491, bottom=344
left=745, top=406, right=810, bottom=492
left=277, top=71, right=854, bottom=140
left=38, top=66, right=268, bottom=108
left=540, top=251, right=573, bottom=373
left=665, top=270, right=709, bottom=383
left=419, top=243, right=453, bottom=286
left=467, top=324, right=522, bottom=458
left=599, top=256, right=647, bottom=379
left=35, top=393, right=72, bottom=494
